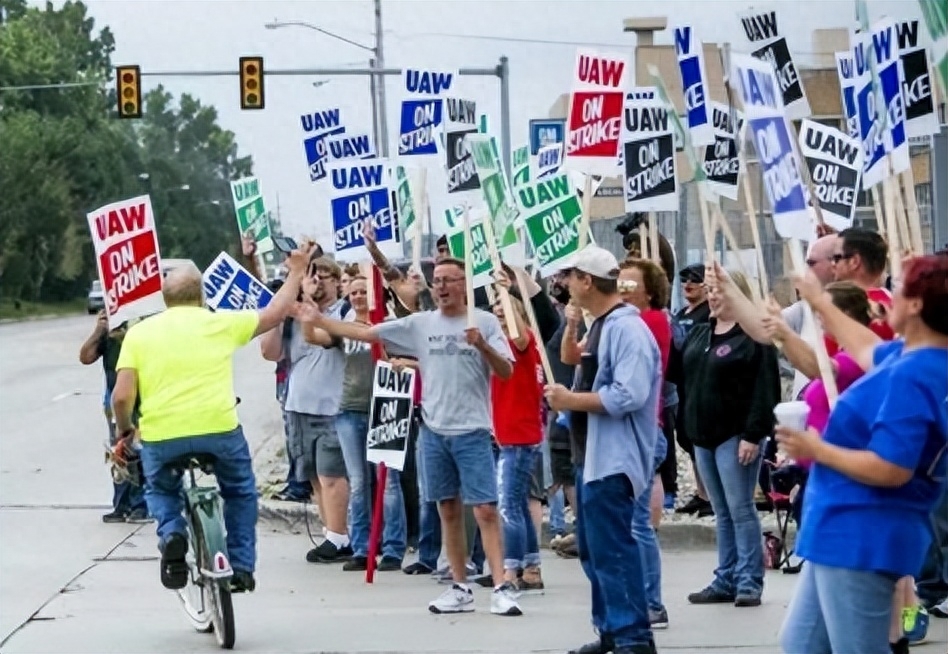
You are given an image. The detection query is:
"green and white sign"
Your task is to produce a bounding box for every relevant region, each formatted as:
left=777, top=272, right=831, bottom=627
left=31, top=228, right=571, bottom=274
left=230, top=176, right=273, bottom=253
left=517, top=173, right=585, bottom=276
left=446, top=212, right=494, bottom=288
left=512, top=145, right=531, bottom=188
left=466, top=134, right=520, bottom=249
left=394, top=165, right=418, bottom=238
left=918, top=0, right=948, bottom=97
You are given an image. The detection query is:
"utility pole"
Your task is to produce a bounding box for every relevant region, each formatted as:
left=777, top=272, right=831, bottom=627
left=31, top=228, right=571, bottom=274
left=374, top=0, right=390, bottom=157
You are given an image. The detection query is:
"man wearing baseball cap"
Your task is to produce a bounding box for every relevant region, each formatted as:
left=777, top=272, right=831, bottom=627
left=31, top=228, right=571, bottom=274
left=546, top=245, right=661, bottom=654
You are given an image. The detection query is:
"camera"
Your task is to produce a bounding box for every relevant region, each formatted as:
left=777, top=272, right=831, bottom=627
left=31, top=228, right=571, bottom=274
left=616, top=212, right=649, bottom=251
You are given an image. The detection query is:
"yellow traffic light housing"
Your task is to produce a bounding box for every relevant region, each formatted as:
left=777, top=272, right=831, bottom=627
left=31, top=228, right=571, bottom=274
left=116, top=65, right=142, bottom=119
left=239, top=56, right=265, bottom=110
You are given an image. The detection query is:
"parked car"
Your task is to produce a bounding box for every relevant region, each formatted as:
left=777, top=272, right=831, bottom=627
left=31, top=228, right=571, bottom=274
left=87, top=280, right=104, bottom=314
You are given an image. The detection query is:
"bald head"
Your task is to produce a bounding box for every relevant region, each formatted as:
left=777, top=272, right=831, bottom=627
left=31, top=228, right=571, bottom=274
left=163, top=263, right=204, bottom=307
left=806, top=234, right=838, bottom=286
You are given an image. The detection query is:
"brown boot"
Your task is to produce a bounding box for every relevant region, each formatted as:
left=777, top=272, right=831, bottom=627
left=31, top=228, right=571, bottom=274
left=518, top=565, right=545, bottom=593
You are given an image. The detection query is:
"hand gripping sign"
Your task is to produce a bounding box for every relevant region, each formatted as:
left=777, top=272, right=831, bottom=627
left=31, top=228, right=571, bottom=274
left=328, top=160, right=400, bottom=263
left=86, top=195, right=165, bottom=328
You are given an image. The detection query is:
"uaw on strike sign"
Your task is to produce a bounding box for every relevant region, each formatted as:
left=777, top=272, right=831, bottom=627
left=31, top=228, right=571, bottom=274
left=564, top=49, right=628, bottom=176
left=367, top=361, right=417, bottom=471
left=87, top=195, right=165, bottom=327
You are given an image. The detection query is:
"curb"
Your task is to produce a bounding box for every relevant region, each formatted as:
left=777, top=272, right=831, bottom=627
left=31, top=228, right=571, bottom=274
left=256, top=498, right=719, bottom=551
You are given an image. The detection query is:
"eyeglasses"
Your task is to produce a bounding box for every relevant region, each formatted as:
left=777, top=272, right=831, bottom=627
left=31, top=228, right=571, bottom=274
left=831, top=253, right=854, bottom=264
left=431, top=276, right=465, bottom=286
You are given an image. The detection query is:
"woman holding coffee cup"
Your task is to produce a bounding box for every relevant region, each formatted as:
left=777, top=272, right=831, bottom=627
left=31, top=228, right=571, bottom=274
left=776, top=253, right=948, bottom=654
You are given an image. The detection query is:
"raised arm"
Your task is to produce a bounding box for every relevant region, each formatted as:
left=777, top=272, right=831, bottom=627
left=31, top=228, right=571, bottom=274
left=253, top=244, right=312, bottom=338
left=80, top=310, right=108, bottom=364
left=559, top=303, right=584, bottom=366
left=241, top=232, right=264, bottom=281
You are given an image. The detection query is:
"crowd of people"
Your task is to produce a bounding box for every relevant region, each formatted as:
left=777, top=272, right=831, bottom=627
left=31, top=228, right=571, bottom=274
left=82, top=218, right=948, bottom=654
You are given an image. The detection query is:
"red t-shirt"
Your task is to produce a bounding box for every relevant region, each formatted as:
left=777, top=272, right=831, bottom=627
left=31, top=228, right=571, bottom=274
left=640, top=308, right=671, bottom=426
left=824, top=286, right=895, bottom=356
left=490, top=333, right=543, bottom=447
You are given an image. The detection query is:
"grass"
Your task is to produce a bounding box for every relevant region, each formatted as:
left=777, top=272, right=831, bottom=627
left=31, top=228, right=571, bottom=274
left=0, top=298, right=89, bottom=321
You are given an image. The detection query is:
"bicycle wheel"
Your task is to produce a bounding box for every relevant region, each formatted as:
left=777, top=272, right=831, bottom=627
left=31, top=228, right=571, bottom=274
left=176, top=518, right=214, bottom=632
left=208, top=581, right=235, bottom=650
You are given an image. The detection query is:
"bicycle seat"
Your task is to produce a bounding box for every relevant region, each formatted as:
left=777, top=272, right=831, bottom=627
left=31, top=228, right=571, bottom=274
left=169, top=453, right=218, bottom=473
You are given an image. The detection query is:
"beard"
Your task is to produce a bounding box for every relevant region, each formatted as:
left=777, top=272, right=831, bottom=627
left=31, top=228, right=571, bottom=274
left=550, top=283, right=570, bottom=305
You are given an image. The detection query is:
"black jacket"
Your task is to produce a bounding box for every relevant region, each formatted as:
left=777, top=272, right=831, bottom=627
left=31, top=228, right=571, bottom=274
left=670, top=320, right=780, bottom=450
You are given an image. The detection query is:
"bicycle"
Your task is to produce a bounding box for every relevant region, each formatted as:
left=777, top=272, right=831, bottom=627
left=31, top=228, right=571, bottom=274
left=172, top=454, right=236, bottom=650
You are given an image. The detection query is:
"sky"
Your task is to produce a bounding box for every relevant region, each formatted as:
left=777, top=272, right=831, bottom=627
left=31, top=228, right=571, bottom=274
left=49, top=0, right=927, bottom=248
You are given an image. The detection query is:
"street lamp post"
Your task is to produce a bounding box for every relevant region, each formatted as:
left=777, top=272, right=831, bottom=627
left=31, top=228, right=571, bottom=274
left=265, top=17, right=388, bottom=156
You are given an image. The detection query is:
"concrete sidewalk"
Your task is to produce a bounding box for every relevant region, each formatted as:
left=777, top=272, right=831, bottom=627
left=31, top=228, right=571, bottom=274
left=4, top=525, right=946, bottom=654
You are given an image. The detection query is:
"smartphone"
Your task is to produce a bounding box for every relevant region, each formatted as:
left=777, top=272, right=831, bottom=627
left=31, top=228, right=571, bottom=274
left=272, top=236, right=298, bottom=253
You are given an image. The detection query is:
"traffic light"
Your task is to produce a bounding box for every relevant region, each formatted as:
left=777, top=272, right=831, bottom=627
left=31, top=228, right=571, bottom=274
left=239, top=56, right=265, bottom=110
left=116, top=65, right=142, bottom=119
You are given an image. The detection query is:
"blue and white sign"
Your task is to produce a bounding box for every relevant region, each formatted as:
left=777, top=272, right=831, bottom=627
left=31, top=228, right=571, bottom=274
left=203, top=252, right=273, bottom=312
left=872, top=18, right=910, bottom=175
left=328, top=161, right=400, bottom=263
left=528, top=119, right=566, bottom=155
left=731, top=53, right=810, bottom=241
left=537, top=143, right=563, bottom=179
left=852, top=33, right=888, bottom=188
left=673, top=26, right=715, bottom=146
left=301, top=107, right=345, bottom=183
left=398, top=68, right=455, bottom=157
left=327, top=132, right=376, bottom=163
left=835, top=51, right=860, bottom=140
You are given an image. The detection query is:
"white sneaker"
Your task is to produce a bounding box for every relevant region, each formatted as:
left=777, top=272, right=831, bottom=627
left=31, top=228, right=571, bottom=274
left=428, top=583, right=475, bottom=614
left=490, top=582, right=523, bottom=616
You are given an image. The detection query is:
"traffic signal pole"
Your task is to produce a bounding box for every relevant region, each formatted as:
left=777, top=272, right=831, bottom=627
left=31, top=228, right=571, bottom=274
left=137, top=59, right=514, bottom=175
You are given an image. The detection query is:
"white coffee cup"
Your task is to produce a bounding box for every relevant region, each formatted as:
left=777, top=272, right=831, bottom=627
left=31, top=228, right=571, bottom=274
left=774, top=401, right=810, bottom=431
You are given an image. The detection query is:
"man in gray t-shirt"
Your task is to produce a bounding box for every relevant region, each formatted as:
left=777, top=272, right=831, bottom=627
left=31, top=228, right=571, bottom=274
left=310, top=258, right=524, bottom=617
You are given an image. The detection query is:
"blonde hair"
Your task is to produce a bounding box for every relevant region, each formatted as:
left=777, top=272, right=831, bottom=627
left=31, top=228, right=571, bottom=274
left=163, top=263, right=204, bottom=307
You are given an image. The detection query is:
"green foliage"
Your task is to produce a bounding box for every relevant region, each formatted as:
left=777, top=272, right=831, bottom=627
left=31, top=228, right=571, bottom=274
left=0, top=0, right=253, bottom=301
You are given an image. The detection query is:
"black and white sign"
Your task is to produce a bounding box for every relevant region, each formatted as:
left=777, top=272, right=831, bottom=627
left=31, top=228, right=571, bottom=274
left=896, top=20, right=939, bottom=138
left=798, top=119, right=864, bottom=231
left=367, top=361, right=417, bottom=471
left=621, top=95, right=678, bottom=212
left=703, top=102, right=742, bottom=200
left=739, top=10, right=811, bottom=120
left=444, top=98, right=480, bottom=195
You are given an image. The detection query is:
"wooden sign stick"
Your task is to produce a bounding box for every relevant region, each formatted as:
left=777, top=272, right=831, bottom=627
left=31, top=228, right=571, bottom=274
left=513, top=267, right=555, bottom=384
left=881, top=175, right=904, bottom=279
left=737, top=144, right=770, bottom=299
left=648, top=213, right=661, bottom=267
left=638, top=223, right=649, bottom=260
left=709, top=202, right=758, bottom=303
left=461, top=206, right=477, bottom=329
left=897, top=166, right=925, bottom=254
left=480, top=212, right=520, bottom=340
left=412, top=168, right=428, bottom=273
left=577, top=175, right=593, bottom=250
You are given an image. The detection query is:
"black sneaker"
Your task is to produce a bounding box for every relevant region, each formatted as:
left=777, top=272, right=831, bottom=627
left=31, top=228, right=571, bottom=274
left=159, top=533, right=189, bottom=590
left=229, top=570, right=256, bottom=593
left=568, top=634, right=615, bottom=654
left=473, top=573, right=495, bottom=588
left=674, top=495, right=704, bottom=514
left=343, top=556, right=368, bottom=571
left=688, top=586, right=736, bottom=604
left=102, top=510, right=127, bottom=523
left=305, top=540, right=351, bottom=564
left=377, top=556, right=402, bottom=572
left=126, top=508, right=154, bottom=524
left=696, top=501, right=714, bottom=518
left=402, top=561, right=433, bottom=575
left=735, top=593, right=762, bottom=607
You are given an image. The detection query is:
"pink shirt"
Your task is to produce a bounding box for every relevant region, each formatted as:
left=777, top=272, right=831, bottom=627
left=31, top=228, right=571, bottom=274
left=798, top=351, right=865, bottom=467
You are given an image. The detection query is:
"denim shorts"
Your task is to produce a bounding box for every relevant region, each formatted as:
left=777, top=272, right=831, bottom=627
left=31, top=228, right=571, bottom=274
left=419, top=425, right=497, bottom=506
left=286, top=412, right=347, bottom=481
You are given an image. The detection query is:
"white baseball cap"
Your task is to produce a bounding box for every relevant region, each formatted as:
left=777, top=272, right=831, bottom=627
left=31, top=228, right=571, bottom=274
left=559, top=245, right=620, bottom=280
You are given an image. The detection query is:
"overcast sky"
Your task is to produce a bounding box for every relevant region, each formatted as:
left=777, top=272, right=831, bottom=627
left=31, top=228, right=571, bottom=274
left=50, top=0, right=926, bottom=246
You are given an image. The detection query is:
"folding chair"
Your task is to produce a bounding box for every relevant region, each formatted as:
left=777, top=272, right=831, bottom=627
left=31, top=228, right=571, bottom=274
left=759, top=438, right=806, bottom=574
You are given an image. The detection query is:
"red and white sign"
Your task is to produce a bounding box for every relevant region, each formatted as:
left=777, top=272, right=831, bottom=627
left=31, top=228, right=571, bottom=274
left=564, top=49, right=629, bottom=176
left=86, top=195, right=165, bottom=327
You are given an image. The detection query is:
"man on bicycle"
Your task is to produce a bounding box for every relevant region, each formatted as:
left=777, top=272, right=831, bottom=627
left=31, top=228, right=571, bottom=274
left=111, top=244, right=315, bottom=593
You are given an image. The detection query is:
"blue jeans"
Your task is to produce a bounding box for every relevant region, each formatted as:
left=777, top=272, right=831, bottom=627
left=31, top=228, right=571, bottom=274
left=632, top=433, right=667, bottom=612
left=694, top=436, right=764, bottom=597
left=918, top=483, right=948, bottom=604
left=779, top=562, right=896, bottom=654
left=140, top=426, right=258, bottom=573
left=415, top=432, right=442, bottom=570
left=498, top=445, right=541, bottom=571
left=575, top=466, right=652, bottom=649
left=549, top=488, right=566, bottom=536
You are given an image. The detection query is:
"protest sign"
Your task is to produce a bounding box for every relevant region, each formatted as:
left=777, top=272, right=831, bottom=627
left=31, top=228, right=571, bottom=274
left=731, top=54, right=810, bottom=241
left=917, top=0, right=947, bottom=97
left=563, top=49, right=628, bottom=175
left=394, top=165, right=419, bottom=239
left=87, top=195, right=165, bottom=327
left=703, top=102, right=742, bottom=200
left=512, top=145, right=531, bottom=188
left=517, top=173, right=585, bottom=276
left=621, top=94, right=678, bottom=212
left=529, top=119, right=565, bottom=155
left=871, top=18, right=910, bottom=174
left=301, top=108, right=345, bottom=182
left=798, top=120, right=864, bottom=231
left=835, top=51, right=861, bottom=139
left=202, top=252, right=273, bottom=311
left=537, top=143, right=563, bottom=179
left=398, top=68, right=455, bottom=157
left=367, top=361, right=416, bottom=471
left=466, top=133, right=520, bottom=249
left=230, top=176, right=273, bottom=253
left=850, top=35, right=888, bottom=188
left=673, top=27, right=715, bottom=146
left=327, top=132, right=376, bottom=162
left=739, top=10, right=811, bottom=120
left=328, top=161, right=399, bottom=263
left=444, top=97, right=480, bottom=195
left=447, top=213, right=494, bottom=288
left=896, top=20, right=939, bottom=137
